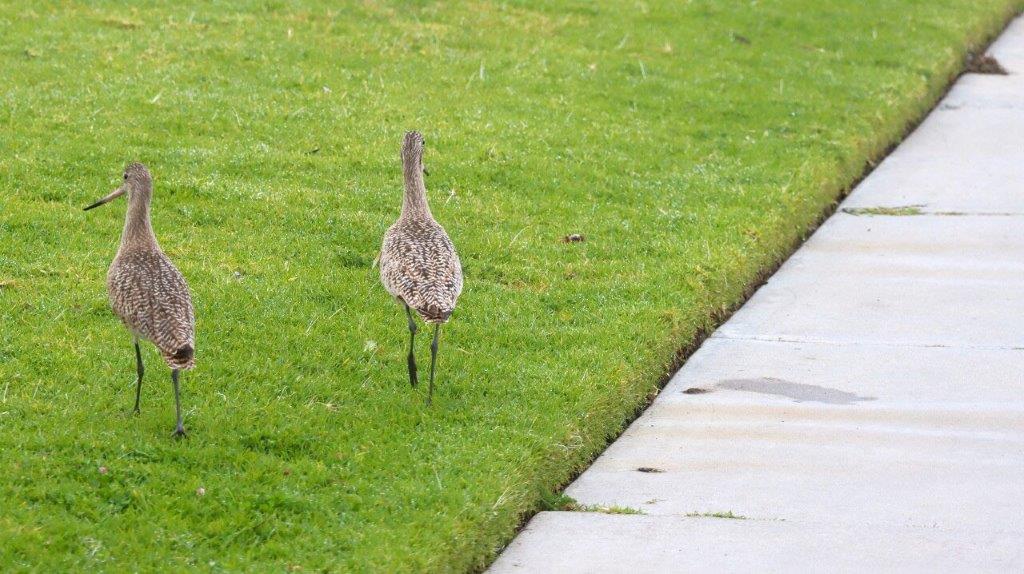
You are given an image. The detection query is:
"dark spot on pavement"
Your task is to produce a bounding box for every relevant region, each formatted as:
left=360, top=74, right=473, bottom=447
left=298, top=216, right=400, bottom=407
left=637, top=467, right=664, bottom=473
left=683, top=387, right=710, bottom=394
left=717, top=377, right=875, bottom=405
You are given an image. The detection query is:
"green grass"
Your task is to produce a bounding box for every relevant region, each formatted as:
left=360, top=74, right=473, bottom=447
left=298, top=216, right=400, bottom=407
left=686, top=511, right=748, bottom=520
left=538, top=490, right=642, bottom=515
left=841, top=205, right=925, bottom=216
left=0, top=0, right=1020, bottom=571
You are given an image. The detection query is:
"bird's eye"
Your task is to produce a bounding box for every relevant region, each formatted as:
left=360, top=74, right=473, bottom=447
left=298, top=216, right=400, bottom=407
left=123, top=173, right=128, bottom=180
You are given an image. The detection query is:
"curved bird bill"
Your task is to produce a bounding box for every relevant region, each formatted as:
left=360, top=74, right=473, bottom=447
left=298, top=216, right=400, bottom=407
left=83, top=185, right=127, bottom=211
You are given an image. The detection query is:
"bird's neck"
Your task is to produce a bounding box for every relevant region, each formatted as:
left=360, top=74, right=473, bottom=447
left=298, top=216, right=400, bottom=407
left=120, top=198, right=159, bottom=250
left=401, top=155, right=432, bottom=219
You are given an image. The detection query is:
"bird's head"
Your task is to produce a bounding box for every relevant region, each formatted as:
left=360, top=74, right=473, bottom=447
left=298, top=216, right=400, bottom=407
left=84, top=162, right=153, bottom=211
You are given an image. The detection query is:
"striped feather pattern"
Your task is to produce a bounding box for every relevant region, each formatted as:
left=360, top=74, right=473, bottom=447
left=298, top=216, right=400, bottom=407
left=108, top=249, right=195, bottom=369
left=379, top=131, right=463, bottom=323
left=381, top=217, right=462, bottom=323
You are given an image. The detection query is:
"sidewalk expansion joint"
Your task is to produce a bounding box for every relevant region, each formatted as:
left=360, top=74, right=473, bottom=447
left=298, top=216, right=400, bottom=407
left=710, top=333, right=1024, bottom=352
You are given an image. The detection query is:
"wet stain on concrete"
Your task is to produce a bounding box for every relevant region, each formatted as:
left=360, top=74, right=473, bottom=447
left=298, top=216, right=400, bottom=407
left=717, top=377, right=875, bottom=405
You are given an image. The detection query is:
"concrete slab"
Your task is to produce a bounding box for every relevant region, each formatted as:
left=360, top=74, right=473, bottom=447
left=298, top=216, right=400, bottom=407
left=990, top=17, right=1024, bottom=72
left=716, top=214, right=1024, bottom=348
left=840, top=85, right=1024, bottom=213
left=663, top=337, right=1024, bottom=405
left=941, top=74, right=1024, bottom=109
left=564, top=338, right=1024, bottom=531
left=567, top=402, right=1024, bottom=525
left=489, top=512, right=1024, bottom=574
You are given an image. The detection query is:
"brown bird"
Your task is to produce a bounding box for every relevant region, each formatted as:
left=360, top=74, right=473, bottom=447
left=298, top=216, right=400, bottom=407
left=84, top=163, right=195, bottom=437
left=380, top=132, right=463, bottom=404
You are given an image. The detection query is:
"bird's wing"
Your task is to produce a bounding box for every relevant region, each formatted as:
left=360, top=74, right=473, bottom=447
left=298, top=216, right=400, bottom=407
left=379, top=219, right=462, bottom=321
left=379, top=226, right=411, bottom=300
left=450, top=247, right=464, bottom=298
left=109, top=251, right=195, bottom=356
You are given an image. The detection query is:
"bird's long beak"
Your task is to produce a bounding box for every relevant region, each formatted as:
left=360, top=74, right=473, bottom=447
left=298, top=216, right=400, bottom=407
left=83, top=185, right=126, bottom=211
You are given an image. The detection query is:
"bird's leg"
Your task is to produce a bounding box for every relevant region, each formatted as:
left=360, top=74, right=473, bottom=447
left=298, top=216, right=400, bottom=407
left=405, top=304, right=418, bottom=388
left=171, top=369, right=186, bottom=438
left=428, top=324, right=440, bottom=406
left=132, top=339, right=144, bottom=415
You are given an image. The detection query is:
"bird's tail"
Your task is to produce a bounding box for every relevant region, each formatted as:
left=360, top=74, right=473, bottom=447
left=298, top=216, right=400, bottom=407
left=163, top=344, right=195, bottom=370
left=418, top=304, right=453, bottom=324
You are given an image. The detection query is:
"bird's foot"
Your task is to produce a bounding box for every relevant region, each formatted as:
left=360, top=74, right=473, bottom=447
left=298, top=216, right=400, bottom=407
left=172, top=426, right=188, bottom=439
left=132, top=406, right=141, bottom=416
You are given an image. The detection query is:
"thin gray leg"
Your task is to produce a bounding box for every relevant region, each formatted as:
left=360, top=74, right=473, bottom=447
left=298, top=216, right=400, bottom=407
left=132, top=339, right=144, bottom=414
left=405, top=304, right=418, bottom=388
left=171, top=369, right=186, bottom=438
left=428, top=324, right=440, bottom=406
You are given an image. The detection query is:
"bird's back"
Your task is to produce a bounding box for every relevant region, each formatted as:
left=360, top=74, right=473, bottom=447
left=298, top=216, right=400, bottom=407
left=108, top=248, right=195, bottom=369
left=381, top=217, right=463, bottom=323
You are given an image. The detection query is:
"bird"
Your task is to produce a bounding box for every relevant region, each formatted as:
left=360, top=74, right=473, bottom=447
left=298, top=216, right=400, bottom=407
left=84, top=162, right=196, bottom=437
left=379, top=131, right=463, bottom=405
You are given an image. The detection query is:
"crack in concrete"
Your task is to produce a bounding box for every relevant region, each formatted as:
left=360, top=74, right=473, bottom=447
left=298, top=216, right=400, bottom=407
left=710, top=333, right=1024, bottom=352
left=841, top=205, right=1024, bottom=217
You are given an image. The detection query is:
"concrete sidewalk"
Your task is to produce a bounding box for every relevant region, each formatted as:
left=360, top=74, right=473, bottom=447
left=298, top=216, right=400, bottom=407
left=490, top=16, right=1024, bottom=574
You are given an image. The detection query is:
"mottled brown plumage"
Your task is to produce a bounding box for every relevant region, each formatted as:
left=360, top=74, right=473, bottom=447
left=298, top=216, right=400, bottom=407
left=85, top=162, right=195, bottom=436
left=108, top=249, right=195, bottom=369
left=381, top=216, right=463, bottom=322
left=380, top=132, right=463, bottom=403
left=380, top=133, right=463, bottom=321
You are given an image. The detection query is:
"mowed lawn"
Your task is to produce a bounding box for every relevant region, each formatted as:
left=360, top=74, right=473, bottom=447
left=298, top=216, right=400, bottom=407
left=1, top=0, right=1019, bottom=570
